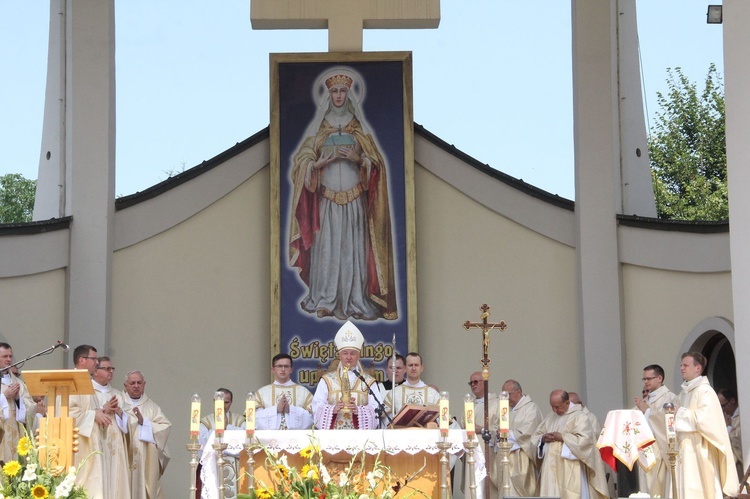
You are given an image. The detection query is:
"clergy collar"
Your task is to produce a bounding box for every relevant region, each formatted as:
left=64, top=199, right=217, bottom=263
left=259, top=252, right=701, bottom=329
left=402, top=379, right=426, bottom=388
left=273, top=380, right=296, bottom=387
left=92, top=379, right=110, bottom=392
left=682, top=375, right=704, bottom=391
left=513, top=394, right=527, bottom=410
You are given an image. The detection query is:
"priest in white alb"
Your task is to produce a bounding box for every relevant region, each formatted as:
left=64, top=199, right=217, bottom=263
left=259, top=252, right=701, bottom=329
left=383, top=352, right=440, bottom=422
left=531, top=389, right=609, bottom=499
left=493, top=379, right=542, bottom=497
left=312, top=320, right=381, bottom=429
left=673, top=352, right=738, bottom=498
left=0, top=342, right=37, bottom=462
left=255, top=353, right=314, bottom=430
left=122, top=370, right=172, bottom=499
left=90, top=357, right=132, bottom=498
left=633, top=363, right=679, bottom=497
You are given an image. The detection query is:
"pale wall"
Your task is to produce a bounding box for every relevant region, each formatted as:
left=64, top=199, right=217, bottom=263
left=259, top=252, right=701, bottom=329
left=622, top=265, right=733, bottom=398
left=0, top=269, right=67, bottom=369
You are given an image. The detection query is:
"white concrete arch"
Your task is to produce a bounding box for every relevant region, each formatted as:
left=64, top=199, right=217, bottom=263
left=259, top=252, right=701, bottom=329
left=672, top=316, right=735, bottom=386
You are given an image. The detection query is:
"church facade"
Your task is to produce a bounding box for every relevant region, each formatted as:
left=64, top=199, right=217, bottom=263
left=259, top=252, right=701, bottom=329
left=1, top=0, right=748, bottom=496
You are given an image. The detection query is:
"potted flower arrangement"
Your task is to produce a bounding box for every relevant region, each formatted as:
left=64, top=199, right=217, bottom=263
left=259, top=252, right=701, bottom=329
left=239, top=438, right=426, bottom=499
left=0, top=434, right=88, bottom=499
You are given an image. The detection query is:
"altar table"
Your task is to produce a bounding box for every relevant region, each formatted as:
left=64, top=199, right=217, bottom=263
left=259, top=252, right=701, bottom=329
left=201, top=429, right=485, bottom=499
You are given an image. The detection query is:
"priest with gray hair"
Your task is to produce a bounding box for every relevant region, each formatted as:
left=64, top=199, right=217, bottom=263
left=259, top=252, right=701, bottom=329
left=312, top=320, right=381, bottom=429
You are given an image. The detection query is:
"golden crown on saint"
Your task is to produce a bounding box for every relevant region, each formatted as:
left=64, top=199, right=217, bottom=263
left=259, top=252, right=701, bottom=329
left=335, top=320, right=364, bottom=351
left=325, top=74, right=353, bottom=89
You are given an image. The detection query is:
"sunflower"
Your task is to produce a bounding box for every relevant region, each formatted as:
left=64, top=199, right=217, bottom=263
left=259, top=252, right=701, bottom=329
left=256, top=487, right=272, bottom=499
left=17, top=436, right=31, bottom=456
left=301, top=464, right=319, bottom=480
left=31, top=484, right=50, bottom=498
left=2, top=460, right=21, bottom=477
left=299, top=444, right=319, bottom=459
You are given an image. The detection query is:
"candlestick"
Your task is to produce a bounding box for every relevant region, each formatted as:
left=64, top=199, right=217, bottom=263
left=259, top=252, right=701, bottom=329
left=214, top=391, right=225, bottom=440
left=439, top=391, right=450, bottom=439
left=464, top=393, right=475, bottom=439
left=190, top=393, right=201, bottom=442
left=245, top=392, right=256, bottom=438
left=498, top=390, right=510, bottom=437
left=663, top=402, right=678, bottom=499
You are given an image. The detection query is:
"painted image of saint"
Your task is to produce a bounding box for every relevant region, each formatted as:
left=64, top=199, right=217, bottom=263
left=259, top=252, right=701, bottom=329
left=289, top=66, right=397, bottom=321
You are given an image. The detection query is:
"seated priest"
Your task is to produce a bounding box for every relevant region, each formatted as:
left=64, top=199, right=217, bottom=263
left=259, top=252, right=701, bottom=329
left=312, top=320, right=382, bottom=429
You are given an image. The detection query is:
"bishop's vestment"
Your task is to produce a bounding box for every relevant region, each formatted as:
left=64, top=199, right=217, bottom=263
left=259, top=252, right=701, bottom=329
left=312, top=364, right=380, bottom=429
left=531, top=403, right=609, bottom=499
left=123, top=393, right=172, bottom=499
left=674, top=376, right=739, bottom=498
left=255, top=381, right=313, bottom=430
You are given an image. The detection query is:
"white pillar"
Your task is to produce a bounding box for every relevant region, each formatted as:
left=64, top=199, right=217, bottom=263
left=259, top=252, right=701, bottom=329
left=616, top=0, right=657, bottom=218
left=572, top=0, right=626, bottom=417
left=34, top=1, right=66, bottom=221
left=64, top=0, right=116, bottom=356
left=724, top=0, right=750, bottom=476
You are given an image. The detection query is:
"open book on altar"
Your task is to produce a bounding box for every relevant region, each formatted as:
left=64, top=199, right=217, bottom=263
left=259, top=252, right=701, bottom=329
left=390, top=404, right=440, bottom=429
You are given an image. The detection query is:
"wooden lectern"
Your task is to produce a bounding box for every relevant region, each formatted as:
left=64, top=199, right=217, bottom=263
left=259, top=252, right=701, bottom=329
left=23, top=369, right=94, bottom=473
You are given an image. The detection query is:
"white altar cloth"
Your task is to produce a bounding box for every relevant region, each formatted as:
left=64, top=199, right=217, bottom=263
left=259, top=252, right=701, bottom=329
left=200, top=429, right=486, bottom=498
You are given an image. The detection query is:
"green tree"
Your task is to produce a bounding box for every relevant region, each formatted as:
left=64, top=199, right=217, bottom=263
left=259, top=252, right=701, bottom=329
left=0, top=173, right=36, bottom=223
left=648, top=64, right=727, bottom=220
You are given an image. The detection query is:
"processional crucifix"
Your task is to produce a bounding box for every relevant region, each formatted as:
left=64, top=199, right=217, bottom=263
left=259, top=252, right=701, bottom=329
left=463, top=303, right=508, bottom=498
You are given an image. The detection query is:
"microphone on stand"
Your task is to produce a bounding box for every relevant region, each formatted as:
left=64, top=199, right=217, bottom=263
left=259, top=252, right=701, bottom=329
left=352, top=369, right=392, bottom=424
left=54, top=341, right=69, bottom=351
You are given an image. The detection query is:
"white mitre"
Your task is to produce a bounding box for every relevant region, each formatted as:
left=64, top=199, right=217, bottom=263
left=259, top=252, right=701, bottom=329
left=335, top=320, right=364, bottom=352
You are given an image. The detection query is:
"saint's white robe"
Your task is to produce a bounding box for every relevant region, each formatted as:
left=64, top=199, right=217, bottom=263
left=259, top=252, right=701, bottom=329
left=254, top=381, right=313, bottom=430
left=674, top=376, right=739, bottom=498
left=531, top=403, right=609, bottom=499
left=123, top=393, right=172, bottom=499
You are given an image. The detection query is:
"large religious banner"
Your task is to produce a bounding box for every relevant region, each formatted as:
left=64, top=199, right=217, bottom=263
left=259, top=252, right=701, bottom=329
left=270, top=52, right=416, bottom=389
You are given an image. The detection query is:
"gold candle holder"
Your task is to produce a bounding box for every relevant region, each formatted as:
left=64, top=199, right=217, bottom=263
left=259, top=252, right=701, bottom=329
left=186, top=440, right=201, bottom=499
left=212, top=441, right=229, bottom=499
left=436, top=439, right=453, bottom=499
left=463, top=435, right=479, bottom=499
left=664, top=402, right=678, bottom=499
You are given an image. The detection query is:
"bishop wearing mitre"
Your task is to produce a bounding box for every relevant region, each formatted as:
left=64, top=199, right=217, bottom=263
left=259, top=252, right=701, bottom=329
left=312, top=321, right=381, bottom=429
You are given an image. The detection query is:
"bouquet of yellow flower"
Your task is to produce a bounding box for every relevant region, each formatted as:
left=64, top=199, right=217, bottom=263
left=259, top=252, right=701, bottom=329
left=0, top=434, right=89, bottom=499
left=239, top=437, right=426, bottom=499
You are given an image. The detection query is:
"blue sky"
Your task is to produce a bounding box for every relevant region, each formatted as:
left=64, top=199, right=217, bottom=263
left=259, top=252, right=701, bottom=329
left=0, top=1, right=723, bottom=200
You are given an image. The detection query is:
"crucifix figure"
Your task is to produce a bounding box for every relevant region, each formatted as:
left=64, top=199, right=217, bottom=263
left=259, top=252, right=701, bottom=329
left=463, top=303, right=508, bottom=498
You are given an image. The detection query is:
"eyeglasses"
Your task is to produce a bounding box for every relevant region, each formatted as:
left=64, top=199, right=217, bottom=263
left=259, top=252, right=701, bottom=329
left=467, top=380, right=481, bottom=386
left=82, top=356, right=98, bottom=361
left=720, top=400, right=730, bottom=408
left=273, top=364, right=292, bottom=369
left=97, top=366, right=116, bottom=372
left=641, top=376, right=657, bottom=381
